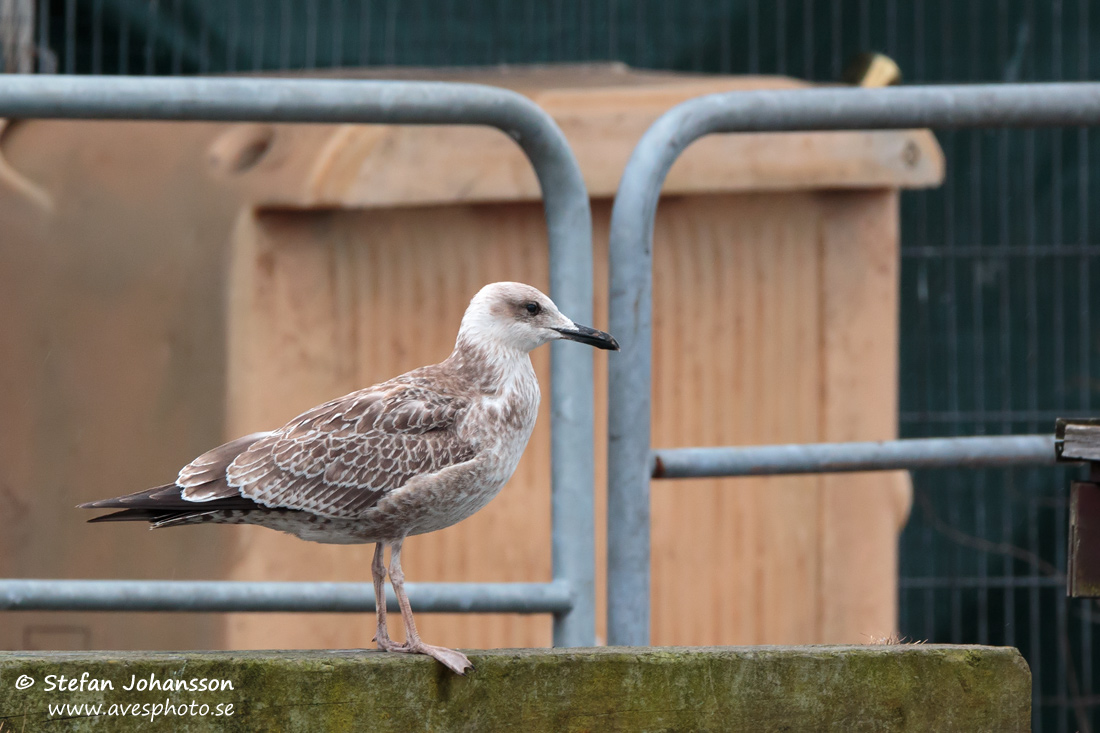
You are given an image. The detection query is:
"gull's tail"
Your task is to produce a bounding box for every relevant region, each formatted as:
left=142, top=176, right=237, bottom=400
left=78, top=432, right=273, bottom=525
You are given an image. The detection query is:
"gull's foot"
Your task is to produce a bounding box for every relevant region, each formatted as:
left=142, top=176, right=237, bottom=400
left=375, top=637, right=409, bottom=653
left=407, top=642, right=474, bottom=675
left=374, top=636, right=472, bottom=674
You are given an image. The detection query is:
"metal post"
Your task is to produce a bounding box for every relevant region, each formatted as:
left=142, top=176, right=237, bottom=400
left=608, top=83, right=1100, bottom=646
left=0, top=75, right=594, bottom=646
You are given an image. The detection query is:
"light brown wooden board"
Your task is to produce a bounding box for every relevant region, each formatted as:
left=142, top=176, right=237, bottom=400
left=0, top=120, right=241, bottom=650
left=220, top=191, right=910, bottom=649
left=222, top=205, right=558, bottom=649
left=208, top=71, right=943, bottom=209
left=818, top=191, right=912, bottom=642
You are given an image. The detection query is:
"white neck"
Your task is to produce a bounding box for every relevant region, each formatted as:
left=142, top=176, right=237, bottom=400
left=446, top=331, right=534, bottom=395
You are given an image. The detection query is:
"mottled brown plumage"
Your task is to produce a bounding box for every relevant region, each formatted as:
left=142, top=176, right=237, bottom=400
left=81, top=282, right=618, bottom=675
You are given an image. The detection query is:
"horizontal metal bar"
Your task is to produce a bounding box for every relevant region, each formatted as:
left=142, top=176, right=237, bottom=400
left=667, top=83, right=1100, bottom=137
left=651, top=435, right=1059, bottom=479
left=900, top=576, right=1065, bottom=590
left=0, top=579, right=573, bottom=614
left=0, top=74, right=545, bottom=125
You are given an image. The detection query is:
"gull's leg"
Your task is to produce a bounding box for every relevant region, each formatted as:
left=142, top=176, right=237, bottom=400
left=386, top=537, right=473, bottom=675
left=372, top=542, right=404, bottom=652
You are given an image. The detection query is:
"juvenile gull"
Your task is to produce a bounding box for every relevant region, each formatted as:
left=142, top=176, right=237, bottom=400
left=80, top=282, right=619, bottom=674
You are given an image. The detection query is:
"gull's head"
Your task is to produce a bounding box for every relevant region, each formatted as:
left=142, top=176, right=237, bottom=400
left=458, top=282, right=619, bottom=354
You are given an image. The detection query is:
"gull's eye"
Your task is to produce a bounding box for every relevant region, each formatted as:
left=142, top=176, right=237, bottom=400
left=525, top=302, right=541, bottom=316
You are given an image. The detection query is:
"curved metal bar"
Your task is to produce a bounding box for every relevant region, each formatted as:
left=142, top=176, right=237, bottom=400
left=0, top=75, right=594, bottom=646
left=608, top=82, right=1100, bottom=646
left=0, top=579, right=573, bottom=614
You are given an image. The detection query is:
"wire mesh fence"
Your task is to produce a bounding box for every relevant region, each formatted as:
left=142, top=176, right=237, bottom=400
left=7, top=1, right=1100, bottom=729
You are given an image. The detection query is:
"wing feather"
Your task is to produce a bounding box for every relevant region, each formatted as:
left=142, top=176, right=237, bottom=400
left=226, top=381, right=476, bottom=518
left=177, top=432, right=273, bottom=502
left=82, top=378, right=475, bottom=524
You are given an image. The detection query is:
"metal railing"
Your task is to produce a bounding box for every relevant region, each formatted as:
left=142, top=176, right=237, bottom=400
left=0, top=579, right=572, bottom=614
left=607, top=82, right=1100, bottom=646
left=0, top=75, right=596, bottom=647
left=651, top=435, right=1058, bottom=479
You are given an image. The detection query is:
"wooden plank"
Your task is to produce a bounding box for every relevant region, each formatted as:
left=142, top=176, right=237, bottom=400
left=1062, top=423, right=1100, bottom=461
left=0, top=646, right=1035, bottom=733
left=0, top=120, right=240, bottom=651
left=648, top=193, right=823, bottom=646
left=277, top=125, right=943, bottom=209
left=818, top=190, right=912, bottom=643
left=223, top=204, right=559, bottom=650
left=206, top=70, right=944, bottom=209
left=1069, top=482, right=1100, bottom=597
left=223, top=190, right=906, bottom=650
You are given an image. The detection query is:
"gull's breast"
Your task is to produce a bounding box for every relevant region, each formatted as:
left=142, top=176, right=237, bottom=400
left=372, top=384, right=541, bottom=539
left=466, top=372, right=541, bottom=484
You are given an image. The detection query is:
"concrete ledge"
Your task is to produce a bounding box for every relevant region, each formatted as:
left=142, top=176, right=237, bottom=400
left=0, top=645, right=1030, bottom=732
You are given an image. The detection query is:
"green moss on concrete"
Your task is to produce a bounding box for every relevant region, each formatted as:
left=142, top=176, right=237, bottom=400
left=0, top=645, right=1030, bottom=732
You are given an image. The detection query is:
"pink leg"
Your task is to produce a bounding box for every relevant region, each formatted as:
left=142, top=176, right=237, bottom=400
left=372, top=542, right=405, bottom=652
left=385, top=537, right=473, bottom=675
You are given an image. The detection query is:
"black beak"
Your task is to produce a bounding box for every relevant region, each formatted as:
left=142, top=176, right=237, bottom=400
left=552, top=324, right=620, bottom=351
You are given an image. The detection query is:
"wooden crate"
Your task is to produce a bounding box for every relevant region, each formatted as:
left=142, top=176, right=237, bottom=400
left=0, top=66, right=941, bottom=651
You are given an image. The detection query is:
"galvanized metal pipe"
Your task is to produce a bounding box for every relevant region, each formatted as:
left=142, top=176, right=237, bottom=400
left=0, top=75, right=594, bottom=645
left=652, top=435, right=1058, bottom=479
left=0, top=579, right=573, bottom=614
left=608, top=83, right=1100, bottom=646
